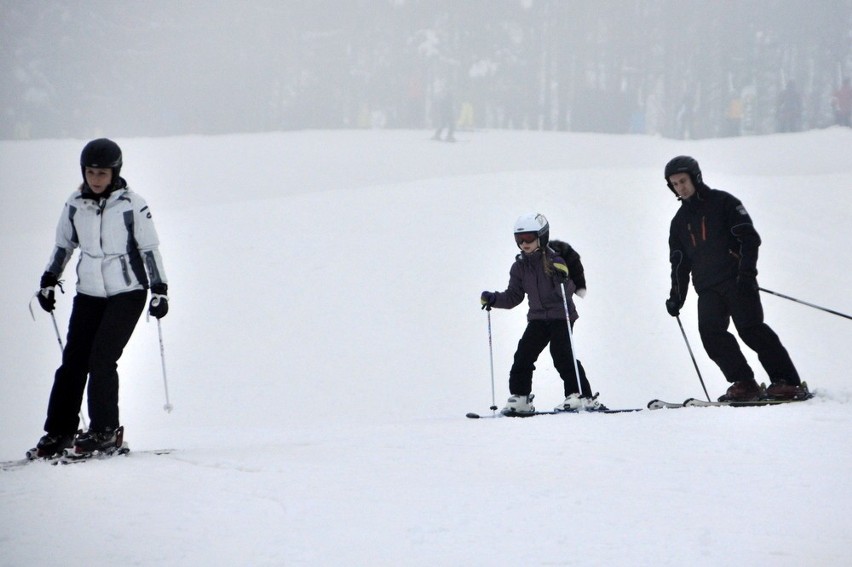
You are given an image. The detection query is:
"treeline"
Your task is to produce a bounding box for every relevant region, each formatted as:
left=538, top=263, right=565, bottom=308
left=2, top=0, right=851, bottom=140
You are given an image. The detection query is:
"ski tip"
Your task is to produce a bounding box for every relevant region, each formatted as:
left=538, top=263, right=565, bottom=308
left=465, top=412, right=481, bottom=419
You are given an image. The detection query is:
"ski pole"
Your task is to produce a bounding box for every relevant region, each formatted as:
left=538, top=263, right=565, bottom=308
left=29, top=289, right=66, bottom=355
left=485, top=307, right=498, bottom=414
left=559, top=282, right=584, bottom=405
left=675, top=315, right=711, bottom=402
left=156, top=319, right=173, bottom=413
left=49, top=312, right=64, bottom=357
left=29, top=294, right=89, bottom=429
left=759, top=287, right=852, bottom=321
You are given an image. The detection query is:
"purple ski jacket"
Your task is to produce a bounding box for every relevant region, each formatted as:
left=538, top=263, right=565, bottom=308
left=491, top=248, right=578, bottom=323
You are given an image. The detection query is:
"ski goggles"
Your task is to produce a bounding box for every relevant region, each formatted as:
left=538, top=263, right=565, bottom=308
left=514, top=232, right=539, bottom=244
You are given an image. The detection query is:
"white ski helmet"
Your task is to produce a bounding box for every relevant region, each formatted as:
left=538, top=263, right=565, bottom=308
left=513, top=213, right=549, bottom=247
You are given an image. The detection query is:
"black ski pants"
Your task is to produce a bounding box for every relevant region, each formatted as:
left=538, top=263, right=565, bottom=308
left=696, top=279, right=799, bottom=385
left=509, top=319, right=591, bottom=398
left=44, top=290, right=146, bottom=435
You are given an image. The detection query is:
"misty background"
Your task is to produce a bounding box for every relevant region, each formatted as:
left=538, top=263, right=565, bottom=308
left=2, top=0, right=851, bottom=141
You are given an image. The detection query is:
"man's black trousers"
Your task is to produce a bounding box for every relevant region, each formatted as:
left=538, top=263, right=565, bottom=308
left=696, top=279, right=799, bottom=385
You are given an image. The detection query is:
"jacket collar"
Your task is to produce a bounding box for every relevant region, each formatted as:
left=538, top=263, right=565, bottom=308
left=80, top=177, right=127, bottom=202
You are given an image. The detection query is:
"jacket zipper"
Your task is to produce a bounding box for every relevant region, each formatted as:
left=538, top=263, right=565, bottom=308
left=687, top=216, right=707, bottom=247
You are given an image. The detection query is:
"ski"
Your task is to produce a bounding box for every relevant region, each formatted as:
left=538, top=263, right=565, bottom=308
left=1, top=445, right=71, bottom=470
left=648, top=396, right=813, bottom=410
left=58, top=442, right=131, bottom=464
left=647, top=399, right=686, bottom=410
left=577, top=407, right=644, bottom=414
left=648, top=396, right=812, bottom=410
left=466, top=409, right=564, bottom=419
left=466, top=407, right=642, bottom=419
left=1, top=447, right=174, bottom=471
left=0, top=455, right=60, bottom=472
left=650, top=382, right=814, bottom=410
left=57, top=445, right=174, bottom=465
left=465, top=411, right=502, bottom=419
left=683, top=394, right=813, bottom=408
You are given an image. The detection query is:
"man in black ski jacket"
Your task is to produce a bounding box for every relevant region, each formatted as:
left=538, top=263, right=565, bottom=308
left=664, top=155, right=804, bottom=402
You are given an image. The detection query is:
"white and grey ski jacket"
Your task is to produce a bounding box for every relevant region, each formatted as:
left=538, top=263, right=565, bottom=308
left=45, top=183, right=167, bottom=298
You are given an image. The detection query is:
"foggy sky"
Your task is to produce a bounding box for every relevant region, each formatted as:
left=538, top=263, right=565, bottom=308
left=2, top=0, right=851, bottom=140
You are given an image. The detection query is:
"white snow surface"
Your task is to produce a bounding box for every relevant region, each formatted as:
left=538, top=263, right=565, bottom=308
left=1, top=129, right=851, bottom=566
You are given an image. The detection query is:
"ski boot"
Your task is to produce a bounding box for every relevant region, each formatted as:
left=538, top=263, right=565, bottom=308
left=582, top=392, right=609, bottom=411
left=765, top=380, right=809, bottom=401
left=26, top=432, right=75, bottom=460
left=555, top=392, right=609, bottom=412
left=502, top=394, right=535, bottom=416
left=555, top=393, right=584, bottom=411
left=70, top=426, right=125, bottom=456
left=718, top=379, right=761, bottom=402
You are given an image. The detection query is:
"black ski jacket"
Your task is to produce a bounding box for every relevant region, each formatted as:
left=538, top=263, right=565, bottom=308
left=668, top=185, right=761, bottom=301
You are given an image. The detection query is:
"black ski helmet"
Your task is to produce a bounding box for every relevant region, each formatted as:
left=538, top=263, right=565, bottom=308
left=664, top=155, right=702, bottom=197
left=80, top=138, right=122, bottom=184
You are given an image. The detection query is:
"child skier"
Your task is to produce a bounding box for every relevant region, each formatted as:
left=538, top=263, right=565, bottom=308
left=480, top=213, right=604, bottom=415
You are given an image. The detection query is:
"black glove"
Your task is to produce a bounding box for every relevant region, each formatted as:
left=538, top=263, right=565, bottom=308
left=665, top=291, right=683, bottom=317
left=551, top=257, right=570, bottom=283
left=736, top=273, right=758, bottom=297
left=665, top=298, right=681, bottom=317
left=480, top=291, right=496, bottom=310
left=149, top=283, right=169, bottom=319
left=37, top=272, right=59, bottom=312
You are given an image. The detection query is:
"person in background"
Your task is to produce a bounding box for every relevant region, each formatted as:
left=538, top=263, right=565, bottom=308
left=31, top=138, right=169, bottom=458
left=776, top=80, right=802, bottom=133
left=432, top=85, right=456, bottom=142
left=831, top=78, right=852, bottom=127
left=664, top=155, right=804, bottom=402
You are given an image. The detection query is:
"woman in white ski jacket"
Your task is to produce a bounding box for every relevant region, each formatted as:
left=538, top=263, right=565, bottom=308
left=32, top=138, right=169, bottom=458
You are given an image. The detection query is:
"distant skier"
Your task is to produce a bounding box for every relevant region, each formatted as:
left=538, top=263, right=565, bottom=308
left=664, top=156, right=804, bottom=402
left=432, top=87, right=456, bottom=142
left=31, top=138, right=169, bottom=458
left=831, top=78, right=852, bottom=127
left=776, top=80, right=802, bottom=133
left=480, top=213, right=605, bottom=415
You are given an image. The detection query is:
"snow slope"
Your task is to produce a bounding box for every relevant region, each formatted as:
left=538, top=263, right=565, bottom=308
left=1, top=128, right=851, bottom=566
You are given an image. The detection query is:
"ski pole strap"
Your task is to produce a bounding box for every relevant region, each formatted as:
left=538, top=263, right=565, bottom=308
left=759, top=287, right=852, bottom=321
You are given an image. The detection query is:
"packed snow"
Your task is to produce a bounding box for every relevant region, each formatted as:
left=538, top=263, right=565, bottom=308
left=1, top=129, right=850, bottom=566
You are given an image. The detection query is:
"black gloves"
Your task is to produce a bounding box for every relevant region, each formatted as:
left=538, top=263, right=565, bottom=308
left=665, top=290, right=683, bottom=317
left=149, top=283, right=169, bottom=319
left=37, top=272, right=60, bottom=312
left=737, top=273, right=759, bottom=297
left=37, top=272, right=169, bottom=318
left=480, top=291, right=496, bottom=310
